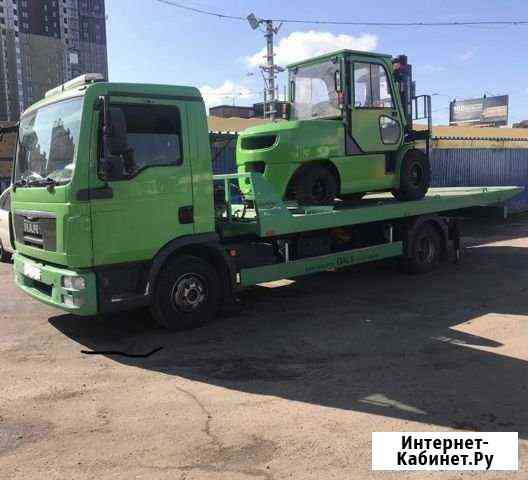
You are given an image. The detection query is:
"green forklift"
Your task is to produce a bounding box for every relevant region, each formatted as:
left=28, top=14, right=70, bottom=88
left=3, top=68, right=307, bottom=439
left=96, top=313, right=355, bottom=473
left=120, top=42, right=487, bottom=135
left=237, top=50, right=432, bottom=205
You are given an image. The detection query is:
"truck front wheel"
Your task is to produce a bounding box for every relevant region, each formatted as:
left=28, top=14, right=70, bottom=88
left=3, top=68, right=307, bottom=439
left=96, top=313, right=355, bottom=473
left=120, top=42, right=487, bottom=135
left=393, top=150, right=431, bottom=201
left=151, top=255, right=220, bottom=331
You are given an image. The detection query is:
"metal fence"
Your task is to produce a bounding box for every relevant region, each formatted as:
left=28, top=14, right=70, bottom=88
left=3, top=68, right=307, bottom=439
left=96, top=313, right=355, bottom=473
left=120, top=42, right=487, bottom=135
left=430, top=148, right=528, bottom=212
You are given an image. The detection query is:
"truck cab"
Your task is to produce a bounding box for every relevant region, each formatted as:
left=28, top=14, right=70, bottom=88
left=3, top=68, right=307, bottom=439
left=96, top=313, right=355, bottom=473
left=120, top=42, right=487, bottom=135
left=237, top=49, right=431, bottom=204
left=11, top=75, right=218, bottom=318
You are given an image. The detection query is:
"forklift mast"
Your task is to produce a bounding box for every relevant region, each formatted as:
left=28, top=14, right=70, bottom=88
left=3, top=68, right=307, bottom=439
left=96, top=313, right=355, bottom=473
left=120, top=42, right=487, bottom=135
left=392, top=54, right=414, bottom=129
left=393, top=54, right=432, bottom=150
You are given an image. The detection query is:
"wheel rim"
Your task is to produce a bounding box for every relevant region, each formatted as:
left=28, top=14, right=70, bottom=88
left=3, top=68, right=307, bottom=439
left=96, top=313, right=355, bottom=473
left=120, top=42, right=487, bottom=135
left=312, top=178, right=328, bottom=202
left=409, top=162, right=424, bottom=187
left=417, top=234, right=436, bottom=264
left=171, top=273, right=207, bottom=312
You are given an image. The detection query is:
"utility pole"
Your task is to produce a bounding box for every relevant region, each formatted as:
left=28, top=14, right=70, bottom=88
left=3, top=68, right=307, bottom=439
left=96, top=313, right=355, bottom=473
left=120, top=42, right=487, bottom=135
left=247, top=13, right=283, bottom=120
left=263, top=19, right=277, bottom=119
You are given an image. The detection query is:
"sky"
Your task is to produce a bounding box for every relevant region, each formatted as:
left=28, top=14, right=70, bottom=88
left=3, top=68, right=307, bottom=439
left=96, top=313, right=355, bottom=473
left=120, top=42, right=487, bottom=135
left=106, top=0, right=528, bottom=125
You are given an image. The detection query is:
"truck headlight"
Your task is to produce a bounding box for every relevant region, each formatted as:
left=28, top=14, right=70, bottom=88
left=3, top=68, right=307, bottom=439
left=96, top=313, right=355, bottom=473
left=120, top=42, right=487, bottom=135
left=62, top=275, right=86, bottom=290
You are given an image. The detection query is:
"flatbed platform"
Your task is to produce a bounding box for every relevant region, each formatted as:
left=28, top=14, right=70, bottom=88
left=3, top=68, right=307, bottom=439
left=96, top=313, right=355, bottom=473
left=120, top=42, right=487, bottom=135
left=215, top=173, right=523, bottom=239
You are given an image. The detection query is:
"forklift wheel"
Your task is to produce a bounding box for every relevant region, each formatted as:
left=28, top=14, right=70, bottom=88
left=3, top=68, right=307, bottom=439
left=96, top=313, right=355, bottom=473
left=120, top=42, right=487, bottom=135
left=294, top=165, right=338, bottom=205
left=151, top=255, right=220, bottom=331
left=393, top=150, right=431, bottom=201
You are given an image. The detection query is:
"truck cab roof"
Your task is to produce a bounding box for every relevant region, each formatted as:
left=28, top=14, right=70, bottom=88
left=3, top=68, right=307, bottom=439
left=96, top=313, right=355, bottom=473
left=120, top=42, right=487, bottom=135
left=23, top=79, right=203, bottom=117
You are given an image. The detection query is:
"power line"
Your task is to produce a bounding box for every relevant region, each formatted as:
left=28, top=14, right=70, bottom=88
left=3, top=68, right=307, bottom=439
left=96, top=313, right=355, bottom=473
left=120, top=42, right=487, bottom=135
left=267, top=19, right=528, bottom=27
left=154, top=0, right=244, bottom=20
left=154, top=0, right=528, bottom=27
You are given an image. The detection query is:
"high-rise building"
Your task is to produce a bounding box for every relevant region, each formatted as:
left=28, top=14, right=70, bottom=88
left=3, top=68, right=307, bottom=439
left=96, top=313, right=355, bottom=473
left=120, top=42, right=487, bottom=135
left=0, top=0, right=108, bottom=121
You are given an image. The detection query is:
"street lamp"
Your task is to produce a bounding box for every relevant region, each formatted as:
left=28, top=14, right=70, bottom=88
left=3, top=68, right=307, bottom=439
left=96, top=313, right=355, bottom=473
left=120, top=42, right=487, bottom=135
left=247, top=13, right=261, bottom=30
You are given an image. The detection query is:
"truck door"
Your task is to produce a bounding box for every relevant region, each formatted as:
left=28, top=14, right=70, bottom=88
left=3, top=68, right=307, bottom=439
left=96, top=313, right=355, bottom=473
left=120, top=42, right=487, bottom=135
left=349, top=60, right=403, bottom=153
left=90, top=97, right=195, bottom=266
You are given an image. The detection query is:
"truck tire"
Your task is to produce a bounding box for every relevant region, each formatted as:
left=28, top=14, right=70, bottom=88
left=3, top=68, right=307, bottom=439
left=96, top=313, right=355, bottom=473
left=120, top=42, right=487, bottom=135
left=393, top=150, right=430, bottom=201
left=295, top=165, right=338, bottom=205
left=404, top=223, right=442, bottom=274
left=151, top=255, right=220, bottom=331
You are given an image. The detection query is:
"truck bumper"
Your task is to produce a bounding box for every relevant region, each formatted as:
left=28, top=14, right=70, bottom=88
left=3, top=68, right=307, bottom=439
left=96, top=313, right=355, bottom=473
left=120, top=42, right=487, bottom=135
left=13, top=253, right=98, bottom=316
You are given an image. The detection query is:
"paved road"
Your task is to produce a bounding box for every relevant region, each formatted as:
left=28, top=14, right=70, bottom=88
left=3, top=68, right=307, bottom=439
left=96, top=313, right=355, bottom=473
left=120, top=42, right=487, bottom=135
left=1, top=217, right=528, bottom=479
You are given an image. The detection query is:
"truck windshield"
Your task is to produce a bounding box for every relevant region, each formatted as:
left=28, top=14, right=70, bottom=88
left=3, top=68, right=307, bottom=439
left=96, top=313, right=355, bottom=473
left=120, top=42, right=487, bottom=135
left=291, top=60, right=340, bottom=121
left=14, top=97, right=83, bottom=186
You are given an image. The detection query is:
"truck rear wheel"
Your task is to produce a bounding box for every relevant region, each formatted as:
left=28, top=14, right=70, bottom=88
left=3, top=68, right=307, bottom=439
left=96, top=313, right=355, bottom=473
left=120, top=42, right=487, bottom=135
left=393, top=150, right=430, bottom=201
left=294, top=165, right=338, bottom=205
left=151, top=255, right=220, bottom=331
left=405, top=223, right=442, bottom=274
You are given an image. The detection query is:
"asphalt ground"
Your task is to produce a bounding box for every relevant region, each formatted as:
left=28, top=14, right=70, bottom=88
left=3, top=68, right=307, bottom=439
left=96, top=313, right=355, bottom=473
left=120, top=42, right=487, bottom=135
left=1, top=216, right=528, bottom=479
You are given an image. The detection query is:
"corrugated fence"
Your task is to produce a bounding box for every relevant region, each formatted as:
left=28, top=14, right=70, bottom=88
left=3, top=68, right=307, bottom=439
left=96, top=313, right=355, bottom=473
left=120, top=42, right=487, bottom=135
left=430, top=148, right=528, bottom=212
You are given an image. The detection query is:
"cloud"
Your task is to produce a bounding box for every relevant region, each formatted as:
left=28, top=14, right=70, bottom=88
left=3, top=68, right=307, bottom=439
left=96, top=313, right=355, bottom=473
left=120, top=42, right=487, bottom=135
left=199, top=80, right=256, bottom=110
left=459, top=49, right=476, bottom=62
left=246, top=30, right=378, bottom=68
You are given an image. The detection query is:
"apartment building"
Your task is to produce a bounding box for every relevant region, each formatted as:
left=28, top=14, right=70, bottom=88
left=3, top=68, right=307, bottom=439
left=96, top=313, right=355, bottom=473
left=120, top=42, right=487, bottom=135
left=0, top=0, right=108, bottom=121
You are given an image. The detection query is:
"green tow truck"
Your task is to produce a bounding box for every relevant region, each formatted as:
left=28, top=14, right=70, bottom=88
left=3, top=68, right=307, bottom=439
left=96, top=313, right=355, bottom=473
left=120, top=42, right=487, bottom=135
left=237, top=50, right=432, bottom=204
left=9, top=74, right=521, bottom=330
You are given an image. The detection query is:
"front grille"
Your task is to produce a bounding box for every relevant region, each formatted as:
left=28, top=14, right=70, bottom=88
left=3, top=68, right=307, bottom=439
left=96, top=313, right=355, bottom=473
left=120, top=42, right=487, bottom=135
left=13, top=212, right=57, bottom=252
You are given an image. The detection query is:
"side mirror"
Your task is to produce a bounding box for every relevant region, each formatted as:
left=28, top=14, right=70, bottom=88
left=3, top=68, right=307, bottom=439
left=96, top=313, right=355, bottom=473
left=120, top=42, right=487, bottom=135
left=104, top=107, right=129, bottom=156
left=100, top=155, right=125, bottom=181
left=100, top=104, right=135, bottom=180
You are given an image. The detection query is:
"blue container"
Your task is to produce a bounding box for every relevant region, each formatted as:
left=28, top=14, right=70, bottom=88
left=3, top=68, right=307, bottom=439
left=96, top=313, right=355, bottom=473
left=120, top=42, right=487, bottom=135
left=211, top=133, right=237, bottom=174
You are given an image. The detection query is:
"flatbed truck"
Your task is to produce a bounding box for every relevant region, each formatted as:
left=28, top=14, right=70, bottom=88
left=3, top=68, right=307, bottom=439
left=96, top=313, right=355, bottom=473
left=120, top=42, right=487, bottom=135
left=9, top=74, right=521, bottom=330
